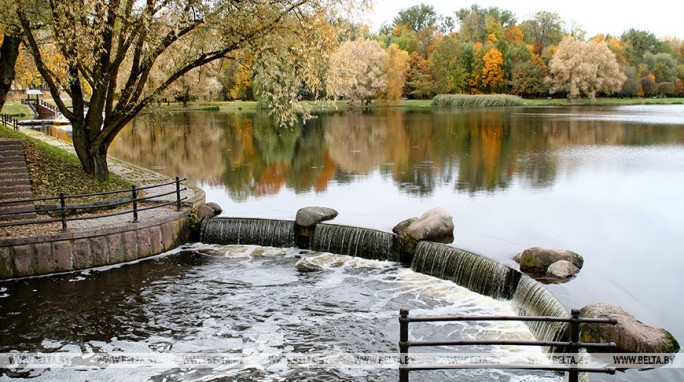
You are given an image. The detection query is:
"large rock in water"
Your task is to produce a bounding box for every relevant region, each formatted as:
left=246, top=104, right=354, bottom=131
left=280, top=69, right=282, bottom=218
left=515, top=247, right=584, bottom=274
left=296, top=206, right=338, bottom=227
left=580, top=302, right=680, bottom=353
left=405, top=207, right=454, bottom=241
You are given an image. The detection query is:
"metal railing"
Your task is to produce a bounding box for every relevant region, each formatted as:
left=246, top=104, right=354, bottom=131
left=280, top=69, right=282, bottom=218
left=398, top=308, right=618, bottom=382
left=0, top=177, right=187, bottom=230
left=0, top=113, right=19, bottom=130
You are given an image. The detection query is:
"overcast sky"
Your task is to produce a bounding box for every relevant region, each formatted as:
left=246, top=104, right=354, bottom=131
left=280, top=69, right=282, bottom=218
left=366, top=0, right=683, bottom=39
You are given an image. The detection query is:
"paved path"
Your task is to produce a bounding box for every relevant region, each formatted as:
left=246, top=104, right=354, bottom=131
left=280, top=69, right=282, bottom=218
left=1, top=127, right=204, bottom=237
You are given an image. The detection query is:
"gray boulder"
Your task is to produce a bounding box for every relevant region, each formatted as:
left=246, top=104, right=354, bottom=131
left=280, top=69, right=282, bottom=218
left=296, top=206, right=338, bottom=227
left=392, top=217, right=417, bottom=235
left=546, top=260, right=579, bottom=279
left=516, top=247, right=584, bottom=274
left=580, top=302, right=680, bottom=353
left=405, top=207, right=454, bottom=241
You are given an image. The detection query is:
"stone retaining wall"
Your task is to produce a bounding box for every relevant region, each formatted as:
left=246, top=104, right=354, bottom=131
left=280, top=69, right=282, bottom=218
left=0, top=211, right=190, bottom=280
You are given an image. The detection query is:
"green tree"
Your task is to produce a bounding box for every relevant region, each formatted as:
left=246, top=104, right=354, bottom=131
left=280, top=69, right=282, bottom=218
left=406, top=51, right=434, bottom=98
left=619, top=66, right=641, bottom=97
left=520, top=11, right=564, bottom=55
left=643, top=52, right=677, bottom=83
left=17, top=0, right=355, bottom=181
left=429, top=35, right=466, bottom=94
left=455, top=5, right=516, bottom=43
left=621, top=29, right=670, bottom=65
left=393, top=4, right=439, bottom=33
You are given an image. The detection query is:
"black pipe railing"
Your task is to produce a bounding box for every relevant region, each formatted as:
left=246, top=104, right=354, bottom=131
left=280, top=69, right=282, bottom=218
left=0, top=177, right=187, bottom=230
left=398, top=308, right=618, bottom=382
left=0, top=113, right=19, bottom=130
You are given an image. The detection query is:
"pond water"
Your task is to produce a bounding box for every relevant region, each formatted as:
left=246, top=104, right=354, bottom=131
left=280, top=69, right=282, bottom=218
left=103, top=105, right=684, bottom=344
left=12, top=105, right=684, bottom=381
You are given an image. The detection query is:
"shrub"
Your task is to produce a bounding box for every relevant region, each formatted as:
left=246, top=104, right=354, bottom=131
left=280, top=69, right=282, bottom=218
left=657, top=82, right=675, bottom=97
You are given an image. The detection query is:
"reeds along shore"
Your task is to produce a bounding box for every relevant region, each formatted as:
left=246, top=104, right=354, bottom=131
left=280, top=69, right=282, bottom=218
left=432, top=94, right=524, bottom=107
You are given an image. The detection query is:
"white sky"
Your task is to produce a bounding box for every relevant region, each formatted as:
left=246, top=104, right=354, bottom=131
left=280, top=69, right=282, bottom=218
left=366, top=0, right=684, bottom=39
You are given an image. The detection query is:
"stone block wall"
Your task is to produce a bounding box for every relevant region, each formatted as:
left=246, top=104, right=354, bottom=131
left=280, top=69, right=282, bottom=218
left=0, top=212, right=189, bottom=280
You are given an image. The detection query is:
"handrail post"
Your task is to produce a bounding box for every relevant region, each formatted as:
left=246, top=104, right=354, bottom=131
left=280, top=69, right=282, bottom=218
left=131, top=185, right=138, bottom=223
left=399, top=308, right=410, bottom=382
left=568, top=308, right=581, bottom=382
left=175, top=177, right=181, bottom=211
left=59, top=192, right=67, bottom=231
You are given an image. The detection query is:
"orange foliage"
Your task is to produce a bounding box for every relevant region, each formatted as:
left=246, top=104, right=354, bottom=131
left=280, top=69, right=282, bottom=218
left=482, top=48, right=505, bottom=92
left=505, top=26, right=524, bottom=44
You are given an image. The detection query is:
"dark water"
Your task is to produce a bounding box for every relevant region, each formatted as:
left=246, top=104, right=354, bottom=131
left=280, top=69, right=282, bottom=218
left=0, top=245, right=559, bottom=381
left=104, top=105, right=684, bottom=344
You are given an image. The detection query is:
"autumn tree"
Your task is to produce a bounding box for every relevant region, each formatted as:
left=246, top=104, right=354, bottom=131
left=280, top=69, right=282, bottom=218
left=0, top=1, right=21, bottom=110
left=406, top=51, right=433, bottom=98
left=548, top=37, right=626, bottom=100
left=17, top=0, right=358, bottom=181
left=481, top=47, right=505, bottom=93
left=621, top=29, right=669, bottom=65
left=511, top=54, right=549, bottom=97
left=326, top=39, right=387, bottom=104
left=383, top=43, right=410, bottom=101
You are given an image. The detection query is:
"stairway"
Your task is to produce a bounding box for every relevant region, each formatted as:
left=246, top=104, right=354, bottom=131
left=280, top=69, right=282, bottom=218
left=0, top=139, right=37, bottom=222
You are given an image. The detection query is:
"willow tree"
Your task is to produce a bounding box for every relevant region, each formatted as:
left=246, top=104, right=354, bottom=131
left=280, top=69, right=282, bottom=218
left=17, top=0, right=363, bottom=181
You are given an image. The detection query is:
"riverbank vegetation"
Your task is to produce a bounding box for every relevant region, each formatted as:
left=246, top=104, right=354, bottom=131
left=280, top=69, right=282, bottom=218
left=433, top=94, right=524, bottom=107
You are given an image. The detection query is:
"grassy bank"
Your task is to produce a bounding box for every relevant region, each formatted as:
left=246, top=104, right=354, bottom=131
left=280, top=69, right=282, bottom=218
left=432, top=94, right=524, bottom=107
left=0, top=125, right=130, bottom=198
left=0, top=102, right=33, bottom=119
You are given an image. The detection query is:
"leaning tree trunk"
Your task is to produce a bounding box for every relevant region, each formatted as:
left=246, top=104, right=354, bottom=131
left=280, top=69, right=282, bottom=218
left=0, top=35, right=21, bottom=111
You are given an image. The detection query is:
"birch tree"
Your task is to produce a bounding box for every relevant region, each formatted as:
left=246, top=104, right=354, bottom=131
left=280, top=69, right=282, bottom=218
left=16, top=0, right=364, bottom=181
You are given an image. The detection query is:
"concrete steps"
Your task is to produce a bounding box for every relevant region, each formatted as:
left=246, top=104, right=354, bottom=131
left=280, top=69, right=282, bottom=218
left=0, top=139, right=37, bottom=222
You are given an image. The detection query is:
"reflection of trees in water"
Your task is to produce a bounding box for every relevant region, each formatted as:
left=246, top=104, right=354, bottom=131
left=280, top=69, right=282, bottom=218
left=109, top=108, right=684, bottom=200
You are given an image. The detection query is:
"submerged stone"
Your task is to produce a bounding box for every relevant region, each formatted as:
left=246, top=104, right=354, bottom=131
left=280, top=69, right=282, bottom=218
left=580, top=302, right=680, bottom=354
left=296, top=206, right=338, bottom=227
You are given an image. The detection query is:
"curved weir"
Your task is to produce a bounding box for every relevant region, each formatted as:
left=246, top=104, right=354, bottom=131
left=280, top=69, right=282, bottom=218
left=310, top=223, right=396, bottom=261
left=199, top=217, right=571, bottom=343
left=201, top=217, right=295, bottom=247
left=411, top=241, right=521, bottom=300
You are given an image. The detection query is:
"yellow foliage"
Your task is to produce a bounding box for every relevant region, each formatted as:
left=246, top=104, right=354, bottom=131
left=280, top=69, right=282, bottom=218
left=505, top=26, right=524, bottom=43
left=482, top=48, right=504, bottom=92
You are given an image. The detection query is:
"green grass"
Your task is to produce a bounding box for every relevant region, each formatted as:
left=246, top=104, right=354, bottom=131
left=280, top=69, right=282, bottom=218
left=0, top=102, right=33, bottom=119
left=432, top=94, right=524, bottom=107
left=0, top=125, right=130, bottom=199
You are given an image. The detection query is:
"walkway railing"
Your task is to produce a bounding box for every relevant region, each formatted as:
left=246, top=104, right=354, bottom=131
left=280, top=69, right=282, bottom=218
left=0, top=114, right=19, bottom=130
left=0, top=177, right=187, bottom=230
left=398, top=308, right=617, bottom=382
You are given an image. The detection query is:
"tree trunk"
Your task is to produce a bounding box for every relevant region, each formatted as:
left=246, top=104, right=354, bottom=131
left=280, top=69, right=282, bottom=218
left=71, top=119, right=111, bottom=182
left=0, top=35, right=21, bottom=111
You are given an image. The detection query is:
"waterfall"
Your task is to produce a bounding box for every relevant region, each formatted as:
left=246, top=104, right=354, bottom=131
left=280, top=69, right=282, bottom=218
left=200, top=217, right=296, bottom=247
left=512, top=275, right=570, bottom=343
left=310, top=224, right=396, bottom=261
left=411, top=241, right=521, bottom=300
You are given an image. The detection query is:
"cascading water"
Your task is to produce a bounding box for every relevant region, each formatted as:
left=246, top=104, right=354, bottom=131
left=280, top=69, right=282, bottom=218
left=512, top=275, right=570, bottom=343
left=411, top=241, right=521, bottom=300
left=200, top=217, right=295, bottom=247
left=310, top=224, right=396, bottom=261
left=0, top=244, right=560, bottom=381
